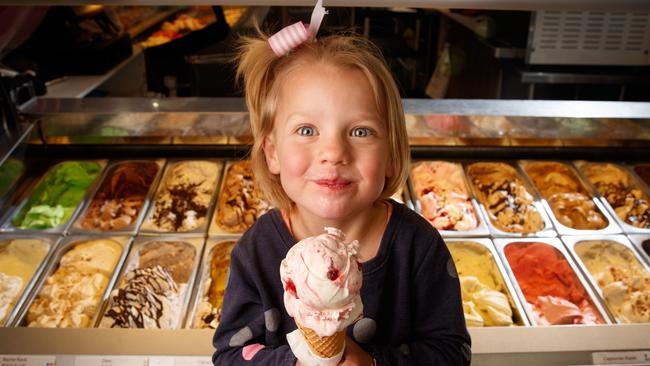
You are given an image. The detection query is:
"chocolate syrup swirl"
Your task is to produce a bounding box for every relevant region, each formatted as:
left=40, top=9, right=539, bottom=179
left=105, top=265, right=178, bottom=328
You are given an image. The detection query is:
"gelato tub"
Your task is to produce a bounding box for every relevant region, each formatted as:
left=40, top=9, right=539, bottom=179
left=188, top=237, right=237, bottom=329
left=140, top=160, right=223, bottom=234
left=16, top=236, right=130, bottom=328
left=99, top=237, right=203, bottom=329
left=563, top=235, right=650, bottom=324
left=466, top=162, right=554, bottom=237
left=446, top=238, right=527, bottom=326
left=494, top=238, right=611, bottom=326
left=0, top=236, right=56, bottom=327
left=209, top=161, right=271, bottom=234
left=410, top=161, right=489, bottom=237
left=520, top=160, right=620, bottom=235
left=3, top=161, right=105, bottom=234
left=575, top=161, right=650, bottom=234
left=71, top=160, right=164, bottom=235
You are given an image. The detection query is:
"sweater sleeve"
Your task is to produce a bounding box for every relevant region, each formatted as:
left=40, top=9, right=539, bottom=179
left=363, top=235, right=472, bottom=366
left=212, top=245, right=297, bottom=366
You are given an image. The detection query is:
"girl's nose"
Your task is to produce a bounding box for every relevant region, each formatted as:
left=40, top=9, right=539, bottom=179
left=318, top=135, right=349, bottom=166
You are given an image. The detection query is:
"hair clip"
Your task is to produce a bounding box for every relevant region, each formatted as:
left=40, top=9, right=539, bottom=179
left=268, top=0, right=328, bottom=57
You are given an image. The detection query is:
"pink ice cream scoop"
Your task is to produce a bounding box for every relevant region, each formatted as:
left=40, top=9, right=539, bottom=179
left=280, top=227, right=363, bottom=337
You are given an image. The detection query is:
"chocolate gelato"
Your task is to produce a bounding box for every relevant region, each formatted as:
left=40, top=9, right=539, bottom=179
left=142, top=161, right=220, bottom=232
left=467, top=162, right=544, bottom=233
left=100, top=240, right=196, bottom=329
left=138, top=240, right=196, bottom=283
left=80, top=161, right=159, bottom=231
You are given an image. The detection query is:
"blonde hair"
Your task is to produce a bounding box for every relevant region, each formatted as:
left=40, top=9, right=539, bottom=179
left=236, top=30, right=409, bottom=209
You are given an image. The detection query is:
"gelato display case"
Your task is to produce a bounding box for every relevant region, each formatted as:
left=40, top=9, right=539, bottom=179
left=0, top=97, right=649, bottom=365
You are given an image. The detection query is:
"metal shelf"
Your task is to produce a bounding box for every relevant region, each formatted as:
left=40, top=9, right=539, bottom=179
left=20, top=97, right=650, bottom=118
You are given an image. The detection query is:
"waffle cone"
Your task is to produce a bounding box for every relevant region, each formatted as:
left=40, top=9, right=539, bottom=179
left=296, top=322, right=345, bottom=358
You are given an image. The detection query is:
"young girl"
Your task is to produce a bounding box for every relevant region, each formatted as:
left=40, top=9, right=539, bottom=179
left=212, top=11, right=470, bottom=366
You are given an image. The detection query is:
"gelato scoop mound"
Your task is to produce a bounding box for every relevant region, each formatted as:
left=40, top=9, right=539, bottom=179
left=280, top=227, right=363, bottom=337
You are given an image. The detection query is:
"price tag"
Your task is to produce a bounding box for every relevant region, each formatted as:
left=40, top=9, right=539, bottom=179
left=592, top=350, right=650, bottom=365
left=0, top=355, right=56, bottom=366
left=73, top=356, right=147, bottom=366
left=171, top=357, right=211, bottom=366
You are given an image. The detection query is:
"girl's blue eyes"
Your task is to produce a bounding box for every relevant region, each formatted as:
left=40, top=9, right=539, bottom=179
left=296, top=126, right=373, bottom=137
left=297, top=126, right=315, bottom=136
left=351, top=127, right=371, bottom=137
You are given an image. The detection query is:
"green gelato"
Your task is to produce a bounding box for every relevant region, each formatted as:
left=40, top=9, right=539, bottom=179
left=11, top=161, right=102, bottom=229
left=0, top=159, right=25, bottom=199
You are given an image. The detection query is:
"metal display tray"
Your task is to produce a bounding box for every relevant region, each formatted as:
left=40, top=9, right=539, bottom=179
left=445, top=237, right=530, bottom=326
left=208, top=160, right=272, bottom=235
left=96, top=236, right=204, bottom=329
left=408, top=161, right=490, bottom=237
left=492, top=237, right=614, bottom=326
left=139, top=159, right=225, bottom=236
left=465, top=161, right=556, bottom=238
left=185, top=235, right=240, bottom=329
left=69, top=159, right=166, bottom=236
left=573, top=161, right=650, bottom=235
left=561, top=234, right=650, bottom=324
left=11, top=235, right=132, bottom=328
left=0, top=160, right=107, bottom=235
left=518, top=160, right=622, bottom=236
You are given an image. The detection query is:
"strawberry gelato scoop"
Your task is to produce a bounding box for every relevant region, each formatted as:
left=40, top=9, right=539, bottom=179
left=280, top=227, right=363, bottom=337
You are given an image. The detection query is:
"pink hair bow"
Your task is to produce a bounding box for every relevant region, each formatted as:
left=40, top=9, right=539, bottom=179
left=268, top=0, right=328, bottom=57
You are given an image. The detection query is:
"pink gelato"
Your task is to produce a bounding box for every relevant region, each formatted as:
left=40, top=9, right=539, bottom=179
left=280, top=227, right=363, bottom=337
left=411, top=161, right=478, bottom=231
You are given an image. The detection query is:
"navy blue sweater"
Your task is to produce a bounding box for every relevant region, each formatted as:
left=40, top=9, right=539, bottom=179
left=212, top=200, right=471, bottom=365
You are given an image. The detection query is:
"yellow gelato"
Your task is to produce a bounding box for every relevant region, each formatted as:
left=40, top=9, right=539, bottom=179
left=448, top=241, right=516, bottom=326
left=0, top=239, right=50, bottom=323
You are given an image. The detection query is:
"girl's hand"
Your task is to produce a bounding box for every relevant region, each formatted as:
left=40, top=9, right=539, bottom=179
left=339, top=336, right=374, bottom=366
left=295, top=361, right=303, bottom=366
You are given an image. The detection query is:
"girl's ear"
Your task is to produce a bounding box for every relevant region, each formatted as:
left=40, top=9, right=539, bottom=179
left=264, top=134, right=281, bottom=174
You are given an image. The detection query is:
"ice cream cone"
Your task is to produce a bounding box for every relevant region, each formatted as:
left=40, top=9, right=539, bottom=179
left=297, top=322, right=345, bottom=358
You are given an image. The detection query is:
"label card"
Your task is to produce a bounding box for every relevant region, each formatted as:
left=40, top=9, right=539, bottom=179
left=73, top=356, right=147, bottom=366
left=592, top=350, right=650, bottom=365
left=0, top=355, right=56, bottom=366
